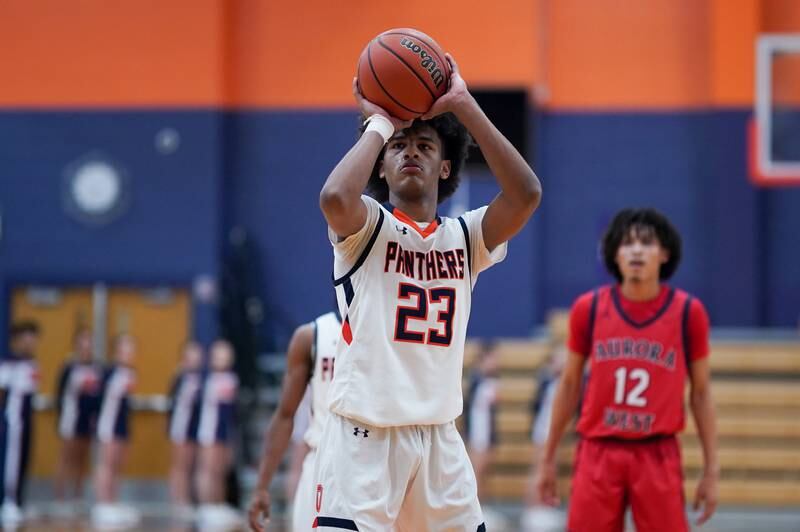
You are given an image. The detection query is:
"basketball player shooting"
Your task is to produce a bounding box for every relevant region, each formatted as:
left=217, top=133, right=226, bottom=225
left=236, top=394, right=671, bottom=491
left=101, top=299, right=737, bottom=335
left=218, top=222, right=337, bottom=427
left=312, top=52, right=541, bottom=530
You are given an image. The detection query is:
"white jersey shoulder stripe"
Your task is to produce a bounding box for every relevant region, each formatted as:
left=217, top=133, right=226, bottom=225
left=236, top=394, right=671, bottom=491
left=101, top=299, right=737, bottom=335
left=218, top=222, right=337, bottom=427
left=456, top=215, right=472, bottom=280
left=332, top=208, right=385, bottom=287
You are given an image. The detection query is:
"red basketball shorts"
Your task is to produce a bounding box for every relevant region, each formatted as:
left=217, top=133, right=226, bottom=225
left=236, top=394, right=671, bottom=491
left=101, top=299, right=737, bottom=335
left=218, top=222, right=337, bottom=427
left=567, top=435, right=688, bottom=532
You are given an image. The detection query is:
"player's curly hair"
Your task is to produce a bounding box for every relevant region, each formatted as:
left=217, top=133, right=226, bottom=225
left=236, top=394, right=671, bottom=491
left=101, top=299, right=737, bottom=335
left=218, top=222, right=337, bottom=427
left=10, top=320, right=40, bottom=339
left=359, top=113, right=474, bottom=204
left=601, top=208, right=682, bottom=282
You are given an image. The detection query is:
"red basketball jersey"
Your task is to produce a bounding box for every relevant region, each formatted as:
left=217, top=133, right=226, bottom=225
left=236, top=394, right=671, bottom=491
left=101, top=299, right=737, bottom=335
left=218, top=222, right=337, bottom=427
left=576, top=285, right=694, bottom=439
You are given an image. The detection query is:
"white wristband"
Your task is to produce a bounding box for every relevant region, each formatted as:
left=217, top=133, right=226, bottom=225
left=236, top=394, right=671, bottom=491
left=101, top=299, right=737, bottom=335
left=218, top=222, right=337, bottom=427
left=364, top=114, right=395, bottom=144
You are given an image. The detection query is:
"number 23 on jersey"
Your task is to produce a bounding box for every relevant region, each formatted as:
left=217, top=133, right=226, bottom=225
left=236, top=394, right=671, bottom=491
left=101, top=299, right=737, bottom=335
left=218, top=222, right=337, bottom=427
left=393, top=283, right=456, bottom=347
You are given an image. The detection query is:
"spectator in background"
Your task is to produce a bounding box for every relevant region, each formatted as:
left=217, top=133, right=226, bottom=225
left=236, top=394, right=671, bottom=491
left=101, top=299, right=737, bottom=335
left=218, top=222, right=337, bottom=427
left=54, top=326, right=102, bottom=516
left=0, top=321, right=40, bottom=527
left=91, top=333, right=140, bottom=529
left=521, top=341, right=567, bottom=531
left=196, top=340, right=240, bottom=529
left=464, top=341, right=507, bottom=530
left=167, top=341, right=204, bottom=520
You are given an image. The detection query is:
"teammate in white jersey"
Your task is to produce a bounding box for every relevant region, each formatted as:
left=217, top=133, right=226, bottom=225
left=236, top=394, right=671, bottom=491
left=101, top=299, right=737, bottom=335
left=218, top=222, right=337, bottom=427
left=315, top=52, right=541, bottom=530
left=248, top=311, right=340, bottom=531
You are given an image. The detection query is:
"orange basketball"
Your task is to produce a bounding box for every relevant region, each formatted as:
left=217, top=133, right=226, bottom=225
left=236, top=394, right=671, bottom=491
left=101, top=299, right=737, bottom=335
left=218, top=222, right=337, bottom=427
left=357, top=28, right=451, bottom=120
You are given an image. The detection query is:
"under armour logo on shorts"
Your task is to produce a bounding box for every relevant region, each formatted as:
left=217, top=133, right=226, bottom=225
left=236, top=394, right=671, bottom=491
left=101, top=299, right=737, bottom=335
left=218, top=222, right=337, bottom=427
left=353, top=427, right=369, bottom=438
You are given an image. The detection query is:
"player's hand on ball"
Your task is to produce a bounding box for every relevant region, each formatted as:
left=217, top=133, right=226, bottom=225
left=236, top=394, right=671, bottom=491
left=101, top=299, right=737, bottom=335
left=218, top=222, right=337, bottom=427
left=421, top=54, right=470, bottom=120
left=693, top=470, right=719, bottom=525
left=247, top=489, right=271, bottom=532
left=535, top=458, right=560, bottom=507
left=353, top=78, right=413, bottom=131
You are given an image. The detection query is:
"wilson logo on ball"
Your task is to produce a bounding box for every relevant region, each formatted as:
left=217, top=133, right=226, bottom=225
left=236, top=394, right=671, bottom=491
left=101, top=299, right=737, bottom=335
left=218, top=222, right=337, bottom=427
left=357, top=28, right=451, bottom=120
left=399, top=38, right=446, bottom=89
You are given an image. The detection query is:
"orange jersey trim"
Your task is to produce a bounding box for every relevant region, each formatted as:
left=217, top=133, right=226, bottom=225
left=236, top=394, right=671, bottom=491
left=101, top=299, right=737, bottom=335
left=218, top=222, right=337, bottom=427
left=392, top=208, right=439, bottom=238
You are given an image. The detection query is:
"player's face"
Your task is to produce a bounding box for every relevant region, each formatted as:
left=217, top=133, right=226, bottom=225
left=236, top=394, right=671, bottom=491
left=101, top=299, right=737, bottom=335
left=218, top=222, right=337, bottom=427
left=76, top=331, right=93, bottom=361
left=480, top=347, right=500, bottom=375
left=115, top=335, right=136, bottom=365
left=615, top=226, right=668, bottom=284
left=210, top=342, right=234, bottom=371
left=380, top=125, right=451, bottom=202
left=14, top=332, right=39, bottom=356
left=183, top=342, right=203, bottom=370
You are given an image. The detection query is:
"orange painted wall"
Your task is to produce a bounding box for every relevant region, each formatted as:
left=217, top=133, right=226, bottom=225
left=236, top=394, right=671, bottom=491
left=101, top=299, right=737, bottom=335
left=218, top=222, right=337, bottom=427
left=0, top=0, right=225, bottom=107
left=0, top=0, right=537, bottom=108
left=0, top=0, right=797, bottom=110
left=708, top=0, right=760, bottom=106
left=228, top=0, right=539, bottom=107
left=544, top=0, right=709, bottom=109
left=762, top=0, right=800, bottom=106
left=762, top=0, right=800, bottom=31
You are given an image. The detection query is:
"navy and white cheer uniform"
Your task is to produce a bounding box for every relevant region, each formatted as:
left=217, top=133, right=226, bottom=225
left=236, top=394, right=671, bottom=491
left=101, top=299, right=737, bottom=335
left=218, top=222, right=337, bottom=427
left=196, top=370, right=238, bottom=446
left=96, top=365, right=135, bottom=443
left=0, top=354, right=38, bottom=505
left=56, top=361, right=102, bottom=439
left=167, top=370, right=202, bottom=444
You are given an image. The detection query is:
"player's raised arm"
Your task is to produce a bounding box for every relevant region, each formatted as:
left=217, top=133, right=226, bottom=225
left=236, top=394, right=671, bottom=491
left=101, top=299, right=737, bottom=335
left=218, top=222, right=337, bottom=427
left=422, top=54, right=541, bottom=251
left=319, top=80, right=413, bottom=239
left=247, top=324, right=314, bottom=532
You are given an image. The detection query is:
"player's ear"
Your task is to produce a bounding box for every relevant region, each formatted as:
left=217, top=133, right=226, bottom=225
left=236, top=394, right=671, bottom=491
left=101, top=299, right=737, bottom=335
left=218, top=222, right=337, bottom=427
left=378, top=159, right=386, bottom=180
left=659, top=247, right=669, bottom=264
left=440, top=160, right=451, bottom=181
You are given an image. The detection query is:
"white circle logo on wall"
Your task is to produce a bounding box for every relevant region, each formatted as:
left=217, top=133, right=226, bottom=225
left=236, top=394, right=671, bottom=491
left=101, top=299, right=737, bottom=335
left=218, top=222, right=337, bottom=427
left=72, top=162, right=119, bottom=213
left=155, top=128, right=180, bottom=155
left=63, top=153, right=129, bottom=226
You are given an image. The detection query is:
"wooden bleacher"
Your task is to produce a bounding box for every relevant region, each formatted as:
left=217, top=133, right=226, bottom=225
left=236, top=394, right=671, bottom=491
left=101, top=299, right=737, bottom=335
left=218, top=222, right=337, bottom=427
left=464, top=335, right=800, bottom=506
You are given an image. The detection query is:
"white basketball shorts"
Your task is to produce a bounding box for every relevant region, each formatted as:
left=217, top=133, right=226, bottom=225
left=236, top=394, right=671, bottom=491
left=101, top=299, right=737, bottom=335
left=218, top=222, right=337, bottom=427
left=308, top=412, right=485, bottom=531
left=293, top=448, right=317, bottom=531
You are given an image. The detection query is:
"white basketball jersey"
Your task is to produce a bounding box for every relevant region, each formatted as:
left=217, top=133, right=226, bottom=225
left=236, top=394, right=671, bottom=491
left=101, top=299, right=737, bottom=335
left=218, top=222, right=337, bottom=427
left=328, top=195, right=507, bottom=427
left=303, top=311, right=340, bottom=449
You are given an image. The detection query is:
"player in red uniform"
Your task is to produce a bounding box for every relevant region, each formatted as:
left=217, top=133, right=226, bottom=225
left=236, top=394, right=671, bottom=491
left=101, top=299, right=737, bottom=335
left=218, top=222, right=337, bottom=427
left=535, top=208, right=719, bottom=532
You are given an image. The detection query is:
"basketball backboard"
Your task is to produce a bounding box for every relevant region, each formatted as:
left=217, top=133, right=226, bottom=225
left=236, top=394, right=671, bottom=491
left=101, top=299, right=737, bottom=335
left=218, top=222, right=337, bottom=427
left=751, top=34, right=800, bottom=186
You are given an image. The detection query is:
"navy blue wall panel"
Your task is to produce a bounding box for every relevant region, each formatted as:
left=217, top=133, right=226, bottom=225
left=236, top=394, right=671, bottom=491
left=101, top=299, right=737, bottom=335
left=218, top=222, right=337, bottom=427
left=222, top=111, right=351, bottom=346
left=532, top=110, right=798, bottom=327
left=0, top=111, right=223, bottom=345
left=696, top=111, right=763, bottom=326
left=1, top=108, right=797, bottom=352
left=763, top=188, right=800, bottom=326
left=535, top=112, right=712, bottom=310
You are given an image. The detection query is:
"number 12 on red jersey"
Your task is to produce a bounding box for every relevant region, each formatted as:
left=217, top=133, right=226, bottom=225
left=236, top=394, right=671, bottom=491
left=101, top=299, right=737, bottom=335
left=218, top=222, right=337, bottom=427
left=613, top=367, right=650, bottom=407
